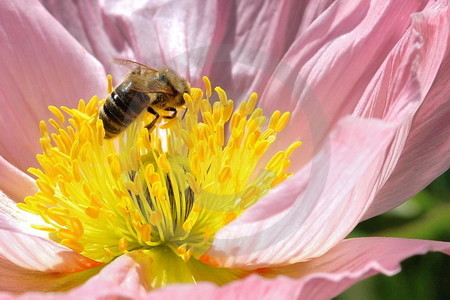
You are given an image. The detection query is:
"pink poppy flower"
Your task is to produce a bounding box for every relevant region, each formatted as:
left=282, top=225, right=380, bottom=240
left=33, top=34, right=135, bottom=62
left=0, top=0, right=449, bottom=299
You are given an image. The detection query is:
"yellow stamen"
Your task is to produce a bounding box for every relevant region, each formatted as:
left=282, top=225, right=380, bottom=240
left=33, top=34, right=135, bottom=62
left=19, top=76, right=301, bottom=289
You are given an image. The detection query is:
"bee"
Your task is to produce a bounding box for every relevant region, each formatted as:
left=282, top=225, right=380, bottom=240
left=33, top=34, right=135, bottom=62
left=99, top=59, right=190, bottom=139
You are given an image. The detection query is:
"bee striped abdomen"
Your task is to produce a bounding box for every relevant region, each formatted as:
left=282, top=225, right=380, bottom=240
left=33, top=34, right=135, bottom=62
left=100, top=87, right=150, bottom=138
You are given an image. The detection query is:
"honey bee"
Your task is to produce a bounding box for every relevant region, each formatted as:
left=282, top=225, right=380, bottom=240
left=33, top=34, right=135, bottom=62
left=99, top=59, right=190, bottom=138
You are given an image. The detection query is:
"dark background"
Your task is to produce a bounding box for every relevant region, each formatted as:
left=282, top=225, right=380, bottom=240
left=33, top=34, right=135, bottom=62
left=336, top=169, right=450, bottom=299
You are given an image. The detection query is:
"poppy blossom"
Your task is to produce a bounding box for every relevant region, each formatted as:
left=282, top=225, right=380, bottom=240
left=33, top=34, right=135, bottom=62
left=0, top=0, right=449, bottom=299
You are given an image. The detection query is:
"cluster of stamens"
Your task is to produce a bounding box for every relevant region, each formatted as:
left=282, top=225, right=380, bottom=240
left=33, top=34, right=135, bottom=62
left=18, top=77, right=301, bottom=271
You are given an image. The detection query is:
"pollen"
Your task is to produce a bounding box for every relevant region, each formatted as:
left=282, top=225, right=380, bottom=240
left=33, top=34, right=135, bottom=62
left=19, top=75, right=301, bottom=288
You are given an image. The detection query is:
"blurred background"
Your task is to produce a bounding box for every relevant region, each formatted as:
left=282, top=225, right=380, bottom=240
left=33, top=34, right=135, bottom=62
left=335, top=170, right=450, bottom=299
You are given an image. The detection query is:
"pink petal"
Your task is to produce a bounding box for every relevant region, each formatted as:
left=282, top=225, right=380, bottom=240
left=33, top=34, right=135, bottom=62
left=67, top=254, right=147, bottom=299
left=0, top=228, right=100, bottom=273
left=298, top=0, right=337, bottom=34
left=351, top=3, right=449, bottom=219
left=260, top=237, right=450, bottom=300
left=13, top=237, right=446, bottom=300
left=205, top=0, right=320, bottom=99
left=39, top=0, right=222, bottom=85
left=205, top=116, right=401, bottom=268
left=1, top=254, right=147, bottom=298
left=1, top=239, right=447, bottom=299
left=259, top=0, right=441, bottom=169
left=0, top=0, right=105, bottom=172
left=0, top=192, right=45, bottom=235
left=39, top=0, right=326, bottom=95
left=0, top=156, right=37, bottom=202
left=364, top=30, right=450, bottom=217
left=0, top=255, right=100, bottom=294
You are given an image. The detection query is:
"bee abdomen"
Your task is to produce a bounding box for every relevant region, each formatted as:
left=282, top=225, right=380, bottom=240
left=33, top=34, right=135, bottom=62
left=100, top=91, right=149, bottom=138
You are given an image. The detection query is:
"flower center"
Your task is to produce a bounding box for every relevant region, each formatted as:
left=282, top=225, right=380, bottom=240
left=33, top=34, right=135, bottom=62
left=18, top=76, right=301, bottom=286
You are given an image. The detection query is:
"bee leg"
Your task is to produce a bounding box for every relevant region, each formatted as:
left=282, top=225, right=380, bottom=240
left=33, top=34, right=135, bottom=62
left=145, top=106, right=160, bottom=130
left=163, top=107, right=177, bottom=119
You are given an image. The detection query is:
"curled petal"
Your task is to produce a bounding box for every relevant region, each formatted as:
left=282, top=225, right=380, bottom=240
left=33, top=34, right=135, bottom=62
left=0, top=256, right=100, bottom=294
left=260, top=0, right=445, bottom=169
left=0, top=238, right=448, bottom=299
left=365, top=38, right=450, bottom=218
left=206, top=116, right=400, bottom=268
left=0, top=229, right=100, bottom=273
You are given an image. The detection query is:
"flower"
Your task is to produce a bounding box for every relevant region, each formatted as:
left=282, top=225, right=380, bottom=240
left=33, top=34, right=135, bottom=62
left=0, top=0, right=449, bottom=299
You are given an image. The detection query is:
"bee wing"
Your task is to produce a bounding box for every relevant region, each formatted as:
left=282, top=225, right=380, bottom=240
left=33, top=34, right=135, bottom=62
left=110, top=58, right=158, bottom=73
left=127, top=73, right=175, bottom=95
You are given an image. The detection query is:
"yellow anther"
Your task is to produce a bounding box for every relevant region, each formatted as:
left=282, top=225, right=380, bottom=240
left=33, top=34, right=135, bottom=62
left=275, top=112, right=291, bottom=132
left=182, top=219, right=194, bottom=232
left=246, top=93, right=258, bottom=114
left=30, top=224, right=56, bottom=232
left=113, top=187, right=127, bottom=199
left=108, top=155, right=122, bottom=180
left=146, top=172, right=160, bottom=185
left=116, top=203, right=130, bottom=216
left=86, top=96, right=99, bottom=116
left=27, top=167, right=46, bottom=180
left=202, top=112, right=214, bottom=128
left=223, top=101, right=234, bottom=122
left=72, top=160, right=81, bottom=182
left=267, top=151, right=286, bottom=171
left=48, top=106, right=65, bottom=123
left=254, top=140, right=270, bottom=156
left=215, top=87, right=228, bottom=105
left=269, top=110, right=281, bottom=129
left=238, top=101, right=247, bottom=115
left=57, top=228, right=79, bottom=241
left=70, top=218, right=84, bottom=237
left=48, top=118, right=61, bottom=131
left=39, top=121, right=49, bottom=139
left=201, top=99, right=212, bottom=113
left=203, top=76, right=212, bottom=98
left=59, top=129, right=73, bottom=149
left=177, top=244, right=193, bottom=262
left=85, top=206, right=100, bottom=218
left=230, top=113, right=242, bottom=130
left=223, top=212, right=237, bottom=225
left=61, top=239, right=84, bottom=253
left=51, top=134, right=66, bottom=153
left=139, top=223, right=152, bottom=242
left=70, top=140, right=81, bottom=160
left=35, top=193, right=58, bottom=205
left=77, top=99, right=86, bottom=113
left=286, top=141, right=303, bottom=157
left=259, top=128, right=275, bottom=141
left=118, top=238, right=129, bottom=252
left=157, top=154, right=171, bottom=173
left=186, top=173, right=201, bottom=195
left=107, top=74, right=113, bottom=94
left=90, top=193, right=104, bottom=208
left=48, top=207, right=71, bottom=217
left=39, top=138, right=52, bottom=155
left=159, top=118, right=177, bottom=129
left=218, top=166, right=231, bottom=183
left=184, top=93, right=195, bottom=112
left=36, top=179, right=54, bottom=196
left=150, top=211, right=163, bottom=226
